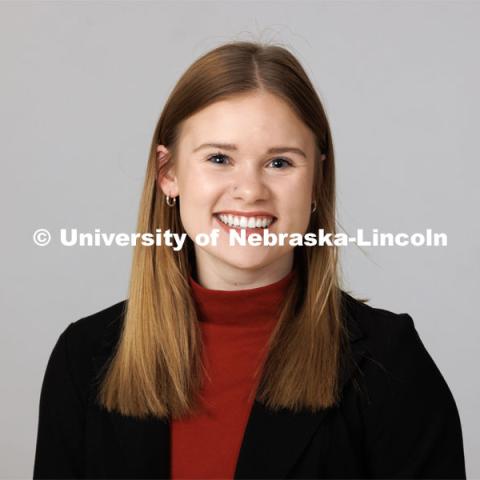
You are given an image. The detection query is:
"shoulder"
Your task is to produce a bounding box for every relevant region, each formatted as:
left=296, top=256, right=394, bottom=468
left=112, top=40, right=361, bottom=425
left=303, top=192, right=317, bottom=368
left=340, top=290, right=417, bottom=357
left=338, top=292, right=465, bottom=477
left=64, top=300, right=127, bottom=357
left=39, top=300, right=127, bottom=412
left=53, top=301, right=127, bottom=398
left=341, top=289, right=428, bottom=376
left=340, top=290, right=457, bottom=411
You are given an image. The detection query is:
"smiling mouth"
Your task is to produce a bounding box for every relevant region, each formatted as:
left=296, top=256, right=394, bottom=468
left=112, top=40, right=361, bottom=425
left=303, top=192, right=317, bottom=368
left=214, top=214, right=277, bottom=230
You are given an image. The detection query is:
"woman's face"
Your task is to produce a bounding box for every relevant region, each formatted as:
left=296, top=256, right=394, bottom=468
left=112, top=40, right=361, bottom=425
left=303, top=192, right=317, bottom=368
left=157, top=90, right=318, bottom=287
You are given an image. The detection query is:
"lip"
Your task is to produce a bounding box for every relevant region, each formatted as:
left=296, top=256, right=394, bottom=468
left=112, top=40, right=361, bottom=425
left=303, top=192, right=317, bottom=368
left=213, top=210, right=277, bottom=219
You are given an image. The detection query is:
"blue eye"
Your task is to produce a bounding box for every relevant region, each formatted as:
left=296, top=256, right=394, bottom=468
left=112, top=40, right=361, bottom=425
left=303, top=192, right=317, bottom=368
left=207, top=153, right=230, bottom=165
left=206, top=153, right=293, bottom=169
left=269, top=158, right=292, bottom=169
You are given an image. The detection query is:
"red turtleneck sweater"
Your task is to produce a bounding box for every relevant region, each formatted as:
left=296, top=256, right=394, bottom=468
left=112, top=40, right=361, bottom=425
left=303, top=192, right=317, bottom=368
left=170, top=270, right=295, bottom=480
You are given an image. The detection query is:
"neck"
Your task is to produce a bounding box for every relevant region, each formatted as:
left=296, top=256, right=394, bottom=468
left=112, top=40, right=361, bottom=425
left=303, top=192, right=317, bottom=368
left=192, top=251, right=294, bottom=291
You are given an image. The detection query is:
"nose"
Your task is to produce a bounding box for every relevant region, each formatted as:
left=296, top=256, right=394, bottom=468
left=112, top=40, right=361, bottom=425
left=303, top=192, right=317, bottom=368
left=231, top=163, right=270, bottom=203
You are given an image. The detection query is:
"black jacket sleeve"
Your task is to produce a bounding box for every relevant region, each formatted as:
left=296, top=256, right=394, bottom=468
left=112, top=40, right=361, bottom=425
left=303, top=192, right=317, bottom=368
left=360, top=313, right=466, bottom=479
left=33, top=324, right=86, bottom=479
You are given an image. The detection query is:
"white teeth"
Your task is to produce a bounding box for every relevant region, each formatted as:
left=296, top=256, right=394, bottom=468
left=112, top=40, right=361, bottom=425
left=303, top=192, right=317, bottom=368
left=217, top=214, right=274, bottom=229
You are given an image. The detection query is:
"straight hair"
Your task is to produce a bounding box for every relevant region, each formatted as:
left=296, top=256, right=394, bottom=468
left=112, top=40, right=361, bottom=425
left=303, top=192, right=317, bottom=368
left=97, top=41, right=350, bottom=420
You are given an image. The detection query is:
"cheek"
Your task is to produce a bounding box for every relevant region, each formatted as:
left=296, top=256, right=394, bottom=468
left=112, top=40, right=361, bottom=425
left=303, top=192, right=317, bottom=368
left=275, top=178, right=312, bottom=221
left=180, top=169, right=219, bottom=203
left=178, top=171, right=223, bottom=228
left=282, top=201, right=311, bottom=230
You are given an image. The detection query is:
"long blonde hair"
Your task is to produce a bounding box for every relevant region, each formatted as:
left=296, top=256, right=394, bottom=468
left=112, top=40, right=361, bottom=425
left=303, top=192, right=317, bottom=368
left=97, top=41, right=348, bottom=420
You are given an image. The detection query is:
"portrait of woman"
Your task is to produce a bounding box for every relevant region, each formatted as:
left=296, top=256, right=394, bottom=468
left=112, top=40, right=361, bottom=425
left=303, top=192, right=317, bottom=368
left=33, top=41, right=466, bottom=479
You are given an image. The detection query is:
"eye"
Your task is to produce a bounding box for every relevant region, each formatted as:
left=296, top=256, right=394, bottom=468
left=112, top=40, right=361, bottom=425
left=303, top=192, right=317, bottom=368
left=269, top=158, right=293, bottom=169
left=206, top=153, right=231, bottom=165
left=205, top=153, right=293, bottom=169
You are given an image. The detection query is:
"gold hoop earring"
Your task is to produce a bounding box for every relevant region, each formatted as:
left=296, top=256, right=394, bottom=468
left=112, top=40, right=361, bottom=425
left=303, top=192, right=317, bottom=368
left=166, top=195, right=177, bottom=207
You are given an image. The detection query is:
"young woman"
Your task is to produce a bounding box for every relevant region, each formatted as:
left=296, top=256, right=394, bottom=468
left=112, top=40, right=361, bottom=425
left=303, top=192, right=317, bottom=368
left=33, top=41, right=466, bottom=479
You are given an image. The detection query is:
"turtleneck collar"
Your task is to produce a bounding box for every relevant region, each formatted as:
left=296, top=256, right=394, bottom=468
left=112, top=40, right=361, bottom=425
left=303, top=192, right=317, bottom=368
left=188, top=269, right=295, bottom=326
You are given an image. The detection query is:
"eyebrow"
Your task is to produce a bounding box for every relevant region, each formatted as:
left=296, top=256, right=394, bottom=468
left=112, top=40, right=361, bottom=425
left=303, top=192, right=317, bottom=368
left=192, top=142, right=307, bottom=158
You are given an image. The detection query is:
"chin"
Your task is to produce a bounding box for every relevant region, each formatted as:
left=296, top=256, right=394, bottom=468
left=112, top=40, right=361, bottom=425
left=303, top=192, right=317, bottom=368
left=216, top=249, right=274, bottom=271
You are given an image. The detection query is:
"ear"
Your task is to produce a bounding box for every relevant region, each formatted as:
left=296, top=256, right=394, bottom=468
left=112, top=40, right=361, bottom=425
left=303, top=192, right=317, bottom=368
left=156, top=144, right=179, bottom=197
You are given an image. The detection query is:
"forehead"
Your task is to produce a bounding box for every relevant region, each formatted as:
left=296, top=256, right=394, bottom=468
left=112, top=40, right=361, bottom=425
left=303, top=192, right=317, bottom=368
left=178, top=91, right=315, bottom=153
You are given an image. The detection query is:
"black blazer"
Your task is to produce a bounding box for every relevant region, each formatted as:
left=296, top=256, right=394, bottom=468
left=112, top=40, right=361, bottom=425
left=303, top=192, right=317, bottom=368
left=33, top=292, right=466, bottom=479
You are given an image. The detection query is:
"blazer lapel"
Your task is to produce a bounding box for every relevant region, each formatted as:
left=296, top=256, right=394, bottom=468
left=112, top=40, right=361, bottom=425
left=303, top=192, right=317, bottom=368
left=233, top=300, right=367, bottom=479
left=89, top=294, right=367, bottom=479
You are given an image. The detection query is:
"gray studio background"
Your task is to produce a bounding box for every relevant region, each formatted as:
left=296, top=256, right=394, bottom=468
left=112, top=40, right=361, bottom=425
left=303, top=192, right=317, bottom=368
left=1, top=1, right=478, bottom=478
